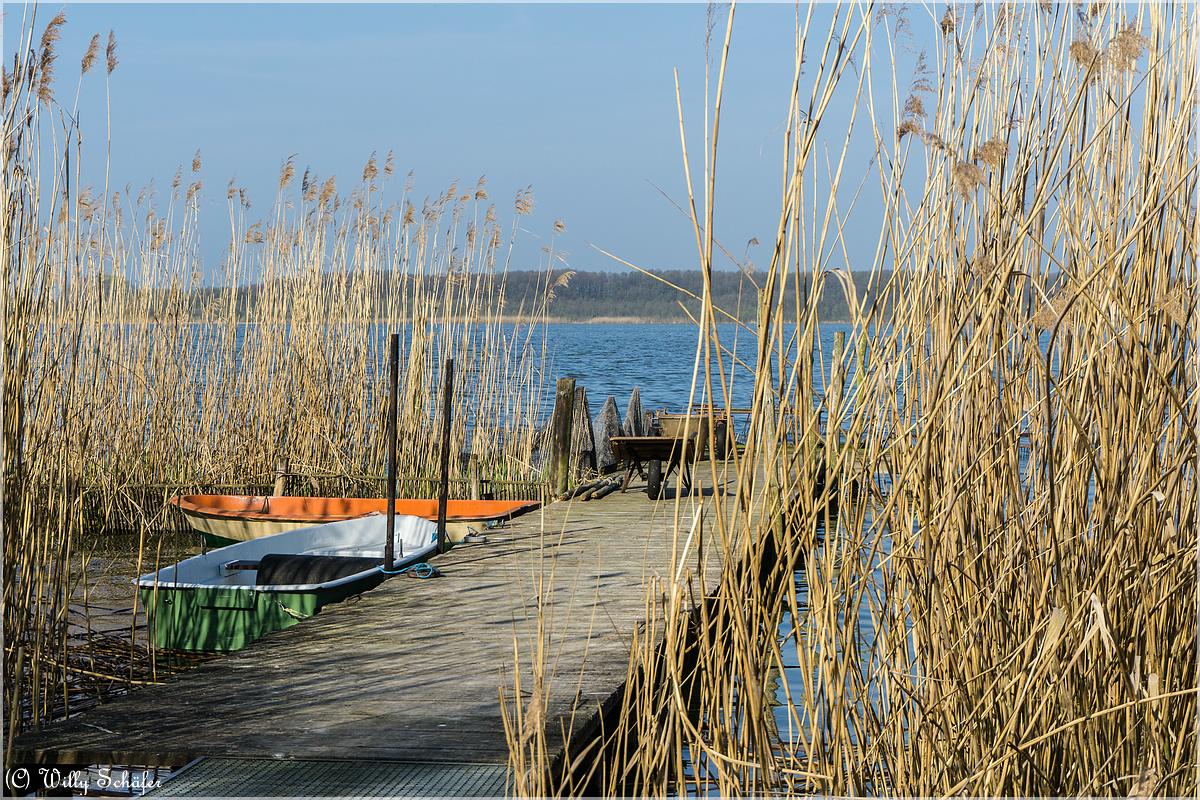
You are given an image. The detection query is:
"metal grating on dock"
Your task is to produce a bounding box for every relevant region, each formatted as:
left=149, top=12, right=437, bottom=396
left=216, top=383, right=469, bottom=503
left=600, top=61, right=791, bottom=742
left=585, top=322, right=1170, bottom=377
left=147, top=758, right=508, bottom=797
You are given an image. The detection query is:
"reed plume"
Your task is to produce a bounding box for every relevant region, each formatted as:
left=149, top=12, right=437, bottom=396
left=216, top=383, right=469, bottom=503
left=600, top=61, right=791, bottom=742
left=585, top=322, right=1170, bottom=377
left=81, top=33, right=100, bottom=75
left=105, top=30, right=117, bottom=74
left=36, top=11, right=66, bottom=105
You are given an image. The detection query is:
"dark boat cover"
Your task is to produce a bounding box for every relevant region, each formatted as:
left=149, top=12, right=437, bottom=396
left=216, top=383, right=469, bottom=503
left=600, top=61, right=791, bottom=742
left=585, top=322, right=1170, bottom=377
left=255, top=553, right=383, bottom=586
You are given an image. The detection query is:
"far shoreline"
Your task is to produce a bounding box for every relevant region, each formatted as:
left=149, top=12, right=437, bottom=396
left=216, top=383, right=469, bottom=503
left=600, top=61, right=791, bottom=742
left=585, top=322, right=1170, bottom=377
left=81, top=315, right=855, bottom=325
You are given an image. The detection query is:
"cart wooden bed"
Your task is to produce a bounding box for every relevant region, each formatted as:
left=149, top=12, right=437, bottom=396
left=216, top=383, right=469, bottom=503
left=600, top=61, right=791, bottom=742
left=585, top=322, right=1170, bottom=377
left=609, top=413, right=728, bottom=500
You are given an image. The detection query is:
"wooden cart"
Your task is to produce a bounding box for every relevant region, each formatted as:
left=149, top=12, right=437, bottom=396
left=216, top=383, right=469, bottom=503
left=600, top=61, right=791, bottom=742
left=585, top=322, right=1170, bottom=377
left=609, top=413, right=726, bottom=500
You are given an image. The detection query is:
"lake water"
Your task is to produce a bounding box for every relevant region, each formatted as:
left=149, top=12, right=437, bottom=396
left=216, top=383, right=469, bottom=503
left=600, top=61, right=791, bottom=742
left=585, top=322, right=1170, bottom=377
left=538, top=321, right=852, bottom=416
left=542, top=322, right=847, bottom=791
left=170, top=320, right=852, bottom=431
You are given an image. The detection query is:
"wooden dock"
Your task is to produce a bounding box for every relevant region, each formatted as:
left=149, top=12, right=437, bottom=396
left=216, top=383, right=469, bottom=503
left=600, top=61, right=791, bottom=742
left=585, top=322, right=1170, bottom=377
left=13, top=467, right=740, bottom=788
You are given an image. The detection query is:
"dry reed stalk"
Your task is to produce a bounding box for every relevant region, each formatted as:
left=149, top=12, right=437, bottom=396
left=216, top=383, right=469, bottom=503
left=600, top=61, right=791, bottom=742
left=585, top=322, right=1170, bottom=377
left=506, top=2, right=1197, bottom=795
left=3, top=11, right=557, bottom=744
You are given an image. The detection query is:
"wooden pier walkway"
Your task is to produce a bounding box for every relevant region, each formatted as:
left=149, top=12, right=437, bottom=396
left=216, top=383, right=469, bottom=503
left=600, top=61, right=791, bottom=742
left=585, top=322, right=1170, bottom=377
left=13, top=466, right=743, bottom=789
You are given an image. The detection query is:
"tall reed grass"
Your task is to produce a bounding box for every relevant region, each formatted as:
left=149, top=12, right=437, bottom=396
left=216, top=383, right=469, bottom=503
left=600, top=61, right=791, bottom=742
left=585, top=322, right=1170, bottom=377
left=508, top=2, right=1197, bottom=795
left=3, top=7, right=556, bottom=748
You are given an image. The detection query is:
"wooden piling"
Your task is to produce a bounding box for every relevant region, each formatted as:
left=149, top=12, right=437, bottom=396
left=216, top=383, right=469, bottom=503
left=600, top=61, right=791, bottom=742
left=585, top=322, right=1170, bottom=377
left=437, top=358, right=455, bottom=554
left=467, top=455, right=482, bottom=501
left=385, top=333, right=400, bottom=569
left=594, top=397, right=621, bottom=474
left=549, top=378, right=576, bottom=497
left=623, top=387, right=643, bottom=436
left=570, top=386, right=596, bottom=479
left=272, top=459, right=289, bottom=497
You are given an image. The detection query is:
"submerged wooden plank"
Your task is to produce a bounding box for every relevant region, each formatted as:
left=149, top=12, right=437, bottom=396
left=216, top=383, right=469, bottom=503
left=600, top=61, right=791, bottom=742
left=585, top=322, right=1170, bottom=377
left=14, top=464, right=740, bottom=769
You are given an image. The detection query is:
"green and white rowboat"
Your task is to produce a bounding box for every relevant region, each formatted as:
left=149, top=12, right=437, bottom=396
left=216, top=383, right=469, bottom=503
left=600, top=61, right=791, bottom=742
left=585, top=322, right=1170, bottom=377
left=136, top=513, right=438, bottom=652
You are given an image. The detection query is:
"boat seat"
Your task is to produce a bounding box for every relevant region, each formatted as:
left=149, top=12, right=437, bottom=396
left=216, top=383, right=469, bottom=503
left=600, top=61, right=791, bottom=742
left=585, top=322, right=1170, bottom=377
left=255, top=553, right=384, bottom=586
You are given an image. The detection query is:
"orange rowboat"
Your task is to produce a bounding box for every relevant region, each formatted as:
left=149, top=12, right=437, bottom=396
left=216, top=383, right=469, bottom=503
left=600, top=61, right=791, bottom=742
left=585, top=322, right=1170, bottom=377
left=170, top=494, right=540, bottom=547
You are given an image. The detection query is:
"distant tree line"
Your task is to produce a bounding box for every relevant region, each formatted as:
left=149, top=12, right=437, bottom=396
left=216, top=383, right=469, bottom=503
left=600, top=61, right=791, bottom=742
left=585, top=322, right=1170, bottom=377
left=501, top=269, right=883, bottom=323
left=185, top=269, right=885, bottom=323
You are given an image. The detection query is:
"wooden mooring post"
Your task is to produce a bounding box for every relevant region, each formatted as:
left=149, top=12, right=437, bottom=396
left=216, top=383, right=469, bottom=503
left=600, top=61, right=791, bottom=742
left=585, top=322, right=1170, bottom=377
left=385, top=333, right=400, bottom=569
left=549, top=378, right=576, bottom=497
left=272, top=459, right=289, bottom=497
left=467, top=454, right=482, bottom=500
left=437, top=358, right=455, bottom=554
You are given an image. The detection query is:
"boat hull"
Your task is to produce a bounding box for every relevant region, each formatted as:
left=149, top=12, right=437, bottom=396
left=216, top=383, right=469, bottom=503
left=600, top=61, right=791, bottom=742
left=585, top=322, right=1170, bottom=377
left=189, top=516, right=477, bottom=549
left=139, top=575, right=385, bottom=652
left=138, top=514, right=436, bottom=652
left=171, top=495, right=539, bottom=547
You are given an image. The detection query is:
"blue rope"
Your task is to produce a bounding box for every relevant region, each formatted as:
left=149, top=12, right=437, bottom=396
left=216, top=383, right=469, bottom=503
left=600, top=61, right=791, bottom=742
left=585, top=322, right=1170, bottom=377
left=379, top=561, right=439, bottom=578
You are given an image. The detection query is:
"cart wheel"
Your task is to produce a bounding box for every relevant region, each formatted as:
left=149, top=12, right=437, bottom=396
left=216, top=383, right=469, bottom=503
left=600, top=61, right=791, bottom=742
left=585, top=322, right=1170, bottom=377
left=646, top=459, right=663, bottom=500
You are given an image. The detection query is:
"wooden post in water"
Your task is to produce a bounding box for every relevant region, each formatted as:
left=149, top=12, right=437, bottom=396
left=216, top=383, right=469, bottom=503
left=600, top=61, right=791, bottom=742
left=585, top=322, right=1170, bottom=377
left=467, top=454, right=481, bottom=500
left=550, top=378, right=576, bottom=497
left=385, top=333, right=399, bottom=570
left=272, top=459, right=289, bottom=497
left=436, top=358, right=455, bottom=554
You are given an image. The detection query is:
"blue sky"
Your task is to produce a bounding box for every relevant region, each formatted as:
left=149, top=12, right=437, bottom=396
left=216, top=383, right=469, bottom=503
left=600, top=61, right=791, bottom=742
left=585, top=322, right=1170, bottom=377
left=5, top=3, right=908, bottom=278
